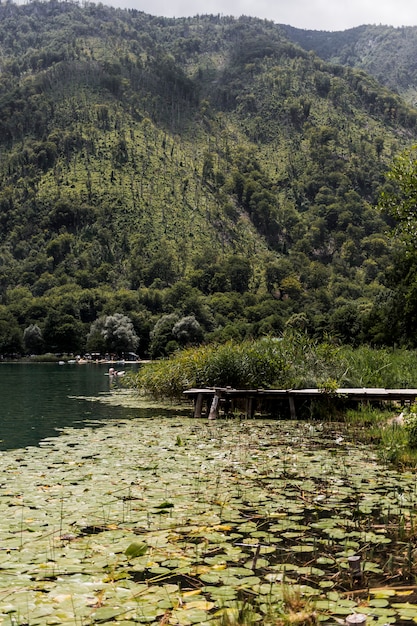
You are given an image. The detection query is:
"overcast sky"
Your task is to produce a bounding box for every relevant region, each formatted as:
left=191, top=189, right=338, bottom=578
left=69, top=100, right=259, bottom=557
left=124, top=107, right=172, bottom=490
left=101, top=0, right=416, bottom=31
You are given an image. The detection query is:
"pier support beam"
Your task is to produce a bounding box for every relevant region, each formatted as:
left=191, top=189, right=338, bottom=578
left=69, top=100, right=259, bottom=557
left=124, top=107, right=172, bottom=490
left=193, top=393, right=204, bottom=418
left=208, top=392, right=220, bottom=420
left=246, top=396, right=255, bottom=418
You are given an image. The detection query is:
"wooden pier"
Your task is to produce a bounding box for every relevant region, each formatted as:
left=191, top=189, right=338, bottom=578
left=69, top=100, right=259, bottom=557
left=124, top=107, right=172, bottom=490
left=183, top=387, right=417, bottom=419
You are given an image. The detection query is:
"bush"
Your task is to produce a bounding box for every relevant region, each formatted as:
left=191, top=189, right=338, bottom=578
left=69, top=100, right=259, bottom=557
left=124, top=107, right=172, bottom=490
left=405, top=405, right=417, bottom=448
left=130, top=332, right=349, bottom=399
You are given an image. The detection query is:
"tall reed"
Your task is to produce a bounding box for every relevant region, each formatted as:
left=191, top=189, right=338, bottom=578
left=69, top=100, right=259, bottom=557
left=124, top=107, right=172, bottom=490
left=127, top=333, right=417, bottom=401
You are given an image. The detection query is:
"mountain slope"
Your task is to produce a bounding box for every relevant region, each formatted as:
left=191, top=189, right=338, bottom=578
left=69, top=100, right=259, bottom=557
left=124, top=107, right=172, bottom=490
left=281, top=24, right=417, bottom=105
left=0, top=2, right=417, bottom=354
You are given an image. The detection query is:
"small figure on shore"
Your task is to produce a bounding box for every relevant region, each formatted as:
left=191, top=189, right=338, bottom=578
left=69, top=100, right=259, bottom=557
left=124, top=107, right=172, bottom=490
left=108, top=367, right=125, bottom=377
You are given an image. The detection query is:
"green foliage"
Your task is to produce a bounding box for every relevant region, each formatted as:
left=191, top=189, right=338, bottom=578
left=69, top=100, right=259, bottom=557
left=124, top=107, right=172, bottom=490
left=341, top=344, right=417, bottom=387
left=0, top=3, right=416, bottom=353
left=43, top=310, right=85, bottom=354
left=362, top=406, right=417, bottom=467
left=404, top=405, right=417, bottom=448
left=135, top=338, right=288, bottom=398
left=23, top=323, right=44, bottom=354
left=133, top=332, right=348, bottom=398
left=379, top=146, right=417, bottom=249
left=377, top=424, right=409, bottom=465
left=0, top=306, right=22, bottom=355
left=87, top=313, right=139, bottom=355
left=132, top=334, right=417, bottom=405
left=149, top=313, right=180, bottom=359
left=284, top=24, right=417, bottom=104
left=172, top=315, right=204, bottom=346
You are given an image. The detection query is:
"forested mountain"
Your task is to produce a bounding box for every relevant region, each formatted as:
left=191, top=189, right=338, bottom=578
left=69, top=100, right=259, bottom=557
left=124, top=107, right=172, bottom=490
left=1, top=0, right=417, bottom=357
left=282, top=24, right=417, bottom=105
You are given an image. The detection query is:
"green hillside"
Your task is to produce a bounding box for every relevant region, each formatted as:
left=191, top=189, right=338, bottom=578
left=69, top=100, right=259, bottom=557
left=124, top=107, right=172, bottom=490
left=282, top=24, right=417, bottom=105
left=1, top=1, right=417, bottom=357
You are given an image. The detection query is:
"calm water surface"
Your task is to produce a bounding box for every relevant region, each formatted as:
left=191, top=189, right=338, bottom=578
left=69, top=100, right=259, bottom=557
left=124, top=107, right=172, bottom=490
left=0, top=362, right=147, bottom=450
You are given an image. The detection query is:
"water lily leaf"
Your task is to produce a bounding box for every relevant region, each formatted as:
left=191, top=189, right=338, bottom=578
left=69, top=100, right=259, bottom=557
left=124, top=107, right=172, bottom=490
left=370, top=588, right=397, bottom=598
left=257, top=583, right=284, bottom=597
left=271, top=563, right=298, bottom=571
left=172, top=608, right=213, bottom=624
left=3, top=414, right=417, bottom=623
left=204, top=555, right=227, bottom=566
left=369, top=598, right=390, bottom=608
left=362, top=532, right=391, bottom=544
left=238, top=575, right=262, bottom=586
left=155, top=501, right=174, bottom=509
left=361, top=607, right=397, bottom=619
left=290, top=544, right=315, bottom=553
left=192, top=565, right=211, bottom=574
left=256, top=545, right=276, bottom=555
left=297, top=566, right=326, bottom=576
left=200, top=572, right=221, bottom=584
left=396, top=590, right=414, bottom=597
left=316, top=557, right=335, bottom=566
left=184, top=600, right=215, bottom=610
left=149, top=565, right=171, bottom=574
left=363, top=561, right=383, bottom=573
left=203, top=585, right=237, bottom=600
left=319, top=580, right=335, bottom=589
left=315, top=600, right=352, bottom=615
left=326, top=591, right=341, bottom=601
left=92, top=606, right=125, bottom=620
left=125, top=542, right=147, bottom=558
left=392, top=602, right=417, bottom=611
left=244, top=557, right=269, bottom=569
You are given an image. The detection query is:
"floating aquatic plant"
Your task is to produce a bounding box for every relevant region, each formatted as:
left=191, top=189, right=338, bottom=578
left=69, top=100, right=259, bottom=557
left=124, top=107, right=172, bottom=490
left=0, top=417, right=416, bottom=624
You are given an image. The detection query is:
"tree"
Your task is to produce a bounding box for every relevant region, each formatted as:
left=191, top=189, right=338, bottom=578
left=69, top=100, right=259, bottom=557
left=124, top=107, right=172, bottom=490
left=379, top=147, right=417, bottom=249
left=225, top=256, right=252, bottom=294
left=0, top=307, right=23, bottom=355
left=329, top=304, right=362, bottom=345
left=149, top=313, right=180, bottom=358
left=87, top=314, right=139, bottom=355
left=43, top=311, right=85, bottom=354
left=23, top=323, right=44, bottom=354
left=172, top=315, right=203, bottom=346
left=376, top=147, right=417, bottom=345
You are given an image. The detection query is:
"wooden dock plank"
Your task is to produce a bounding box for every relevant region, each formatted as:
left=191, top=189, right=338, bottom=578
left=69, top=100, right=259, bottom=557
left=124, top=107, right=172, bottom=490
left=183, top=387, right=417, bottom=418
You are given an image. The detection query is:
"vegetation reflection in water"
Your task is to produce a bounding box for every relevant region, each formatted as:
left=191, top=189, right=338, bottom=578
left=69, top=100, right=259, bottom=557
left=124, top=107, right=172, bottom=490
left=1, top=414, right=417, bottom=625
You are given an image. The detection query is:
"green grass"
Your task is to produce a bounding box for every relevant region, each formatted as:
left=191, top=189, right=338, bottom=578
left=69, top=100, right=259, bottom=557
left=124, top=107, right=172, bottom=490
left=129, top=332, right=349, bottom=398
left=129, top=334, right=417, bottom=400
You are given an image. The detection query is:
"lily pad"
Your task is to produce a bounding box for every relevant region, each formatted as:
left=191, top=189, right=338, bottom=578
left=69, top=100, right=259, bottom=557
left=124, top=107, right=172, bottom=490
left=125, top=542, right=148, bottom=558
left=1, top=416, right=417, bottom=624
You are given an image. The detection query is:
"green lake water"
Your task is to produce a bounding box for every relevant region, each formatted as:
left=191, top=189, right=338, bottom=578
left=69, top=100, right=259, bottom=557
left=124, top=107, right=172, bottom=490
left=0, top=362, right=148, bottom=450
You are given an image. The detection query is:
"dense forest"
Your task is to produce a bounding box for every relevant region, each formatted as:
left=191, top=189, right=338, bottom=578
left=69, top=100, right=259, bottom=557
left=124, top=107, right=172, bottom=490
left=282, top=24, right=417, bottom=105
left=1, top=0, right=417, bottom=358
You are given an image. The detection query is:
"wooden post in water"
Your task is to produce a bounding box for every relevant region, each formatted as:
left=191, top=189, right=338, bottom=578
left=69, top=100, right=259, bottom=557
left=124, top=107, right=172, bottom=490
left=208, top=391, right=220, bottom=420
left=348, top=555, right=362, bottom=578
left=194, top=393, right=204, bottom=418
left=289, top=395, right=296, bottom=419
left=246, top=396, right=255, bottom=418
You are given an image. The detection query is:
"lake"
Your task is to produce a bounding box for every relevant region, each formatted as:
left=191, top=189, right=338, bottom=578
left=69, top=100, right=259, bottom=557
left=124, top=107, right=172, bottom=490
left=2, top=365, right=417, bottom=624
left=0, top=362, right=155, bottom=450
